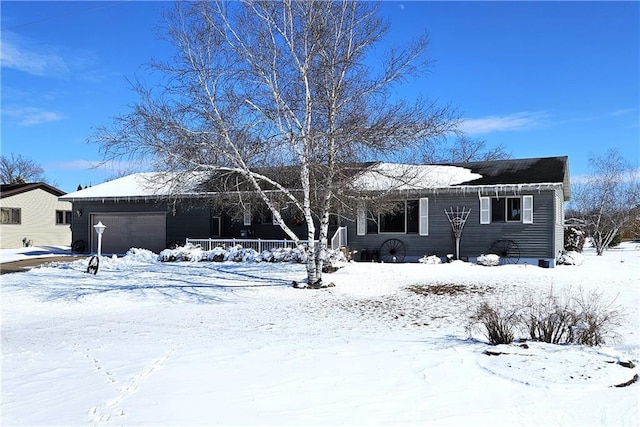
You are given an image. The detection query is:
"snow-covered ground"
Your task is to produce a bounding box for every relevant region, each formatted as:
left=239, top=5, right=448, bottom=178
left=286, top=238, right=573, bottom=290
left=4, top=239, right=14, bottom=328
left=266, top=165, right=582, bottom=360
left=1, top=242, right=639, bottom=426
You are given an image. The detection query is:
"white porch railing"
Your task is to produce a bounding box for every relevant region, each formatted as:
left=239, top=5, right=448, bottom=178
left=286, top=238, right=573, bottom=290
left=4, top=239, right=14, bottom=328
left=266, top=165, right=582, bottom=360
left=185, top=238, right=314, bottom=252
left=186, top=227, right=347, bottom=252
left=331, top=226, right=347, bottom=250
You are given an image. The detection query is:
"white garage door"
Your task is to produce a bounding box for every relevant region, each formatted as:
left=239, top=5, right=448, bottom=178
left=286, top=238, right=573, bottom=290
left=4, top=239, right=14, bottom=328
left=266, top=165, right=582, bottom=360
left=90, top=213, right=167, bottom=254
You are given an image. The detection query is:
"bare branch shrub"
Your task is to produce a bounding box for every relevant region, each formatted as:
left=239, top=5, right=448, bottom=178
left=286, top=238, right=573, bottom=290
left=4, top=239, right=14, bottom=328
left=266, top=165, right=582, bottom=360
left=571, top=289, right=623, bottom=346
left=468, top=287, right=623, bottom=347
left=519, top=287, right=623, bottom=346
left=520, top=288, right=577, bottom=344
left=467, top=301, right=516, bottom=345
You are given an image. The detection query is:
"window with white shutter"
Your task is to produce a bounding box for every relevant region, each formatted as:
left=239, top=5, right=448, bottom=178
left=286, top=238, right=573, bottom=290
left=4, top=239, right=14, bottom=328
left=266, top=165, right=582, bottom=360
left=479, top=197, right=490, bottom=224
left=357, top=202, right=366, bottom=236
left=523, top=195, right=533, bottom=224
left=419, top=198, right=429, bottom=236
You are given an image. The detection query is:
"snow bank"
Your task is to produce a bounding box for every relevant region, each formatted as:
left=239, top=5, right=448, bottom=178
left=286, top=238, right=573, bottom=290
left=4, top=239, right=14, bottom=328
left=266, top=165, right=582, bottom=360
left=476, top=253, right=500, bottom=266
left=418, top=254, right=442, bottom=264
left=558, top=250, right=585, bottom=266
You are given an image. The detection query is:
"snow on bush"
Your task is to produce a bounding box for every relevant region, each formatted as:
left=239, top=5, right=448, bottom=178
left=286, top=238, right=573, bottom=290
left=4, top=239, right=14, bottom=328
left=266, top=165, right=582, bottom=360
left=564, top=226, right=586, bottom=252
left=125, top=247, right=159, bottom=263
left=476, top=254, right=500, bottom=267
left=418, top=255, right=442, bottom=264
left=558, top=250, right=584, bottom=266
left=158, top=243, right=345, bottom=265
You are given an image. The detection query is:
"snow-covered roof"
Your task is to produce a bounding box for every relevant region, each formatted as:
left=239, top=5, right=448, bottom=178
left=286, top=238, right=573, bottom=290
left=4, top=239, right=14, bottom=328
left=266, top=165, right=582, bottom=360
left=351, top=163, right=483, bottom=191
left=59, top=156, right=570, bottom=201
left=59, top=172, right=208, bottom=201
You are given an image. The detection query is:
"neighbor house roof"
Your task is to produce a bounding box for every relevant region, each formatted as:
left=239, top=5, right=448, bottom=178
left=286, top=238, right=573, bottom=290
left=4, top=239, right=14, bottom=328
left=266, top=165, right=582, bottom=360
left=0, top=182, right=66, bottom=199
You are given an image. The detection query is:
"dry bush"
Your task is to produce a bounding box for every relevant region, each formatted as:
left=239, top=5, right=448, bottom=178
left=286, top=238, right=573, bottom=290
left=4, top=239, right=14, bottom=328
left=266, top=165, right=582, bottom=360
left=467, top=301, right=516, bottom=345
left=519, top=287, right=623, bottom=346
left=571, top=289, right=623, bottom=346
left=468, top=287, right=623, bottom=346
left=520, top=289, right=577, bottom=344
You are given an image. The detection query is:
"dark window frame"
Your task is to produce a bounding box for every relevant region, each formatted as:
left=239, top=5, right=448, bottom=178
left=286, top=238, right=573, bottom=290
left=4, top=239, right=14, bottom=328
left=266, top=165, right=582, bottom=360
left=378, top=200, right=420, bottom=234
left=1, top=207, right=21, bottom=225
left=56, top=210, right=72, bottom=225
left=506, top=197, right=522, bottom=222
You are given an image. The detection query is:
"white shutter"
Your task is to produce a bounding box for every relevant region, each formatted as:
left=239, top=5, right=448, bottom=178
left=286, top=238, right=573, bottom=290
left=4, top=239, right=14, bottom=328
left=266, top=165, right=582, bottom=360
left=243, top=203, right=252, bottom=226
left=357, top=202, right=366, bottom=236
left=523, top=195, right=533, bottom=224
left=419, top=197, right=429, bottom=236
left=480, top=197, right=490, bottom=224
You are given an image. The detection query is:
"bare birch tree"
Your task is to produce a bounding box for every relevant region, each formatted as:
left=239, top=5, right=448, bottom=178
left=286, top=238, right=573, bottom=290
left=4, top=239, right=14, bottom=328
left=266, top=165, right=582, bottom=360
left=92, top=0, right=457, bottom=286
left=0, top=153, right=45, bottom=184
left=570, top=148, right=639, bottom=255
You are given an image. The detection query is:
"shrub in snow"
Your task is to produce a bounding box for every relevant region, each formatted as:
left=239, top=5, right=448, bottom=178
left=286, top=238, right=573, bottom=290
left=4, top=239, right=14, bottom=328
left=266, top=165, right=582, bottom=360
left=126, top=248, right=161, bottom=263
left=558, top=250, right=584, bottom=266
left=159, top=243, right=206, bottom=262
left=476, top=254, right=500, bottom=267
left=564, top=227, right=586, bottom=253
left=518, top=287, right=622, bottom=346
left=207, top=247, right=227, bottom=262
left=418, top=255, right=442, bottom=264
left=468, top=301, right=517, bottom=345
left=158, top=243, right=344, bottom=265
left=469, top=287, right=623, bottom=347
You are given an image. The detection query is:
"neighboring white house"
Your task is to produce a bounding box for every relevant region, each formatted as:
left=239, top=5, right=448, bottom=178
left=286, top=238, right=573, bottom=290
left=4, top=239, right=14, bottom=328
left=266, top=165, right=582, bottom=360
left=0, top=183, right=72, bottom=249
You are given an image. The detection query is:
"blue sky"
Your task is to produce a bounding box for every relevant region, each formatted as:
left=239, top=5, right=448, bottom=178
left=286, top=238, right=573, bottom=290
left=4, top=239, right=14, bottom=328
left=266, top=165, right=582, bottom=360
left=1, top=1, right=638, bottom=193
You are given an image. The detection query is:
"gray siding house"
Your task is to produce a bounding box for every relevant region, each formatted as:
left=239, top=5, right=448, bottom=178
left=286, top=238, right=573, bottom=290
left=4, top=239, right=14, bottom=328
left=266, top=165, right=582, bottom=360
left=60, top=156, right=569, bottom=266
left=348, top=157, right=569, bottom=266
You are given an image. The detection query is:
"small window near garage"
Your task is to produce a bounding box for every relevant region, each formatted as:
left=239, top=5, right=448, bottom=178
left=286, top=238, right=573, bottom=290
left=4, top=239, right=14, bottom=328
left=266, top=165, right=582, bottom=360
left=253, top=203, right=274, bottom=225
left=1, top=208, right=21, bottom=224
left=56, top=210, right=72, bottom=225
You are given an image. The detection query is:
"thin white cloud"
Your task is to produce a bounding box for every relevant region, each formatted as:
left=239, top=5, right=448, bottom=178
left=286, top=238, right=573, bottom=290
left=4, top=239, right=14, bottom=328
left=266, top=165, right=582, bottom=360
left=51, top=159, right=102, bottom=170
left=1, top=33, right=69, bottom=78
left=460, top=112, right=548, bottom=135
left=2, top=107, right=64, bottom=126
left=609, top=108, right=636, bottom=117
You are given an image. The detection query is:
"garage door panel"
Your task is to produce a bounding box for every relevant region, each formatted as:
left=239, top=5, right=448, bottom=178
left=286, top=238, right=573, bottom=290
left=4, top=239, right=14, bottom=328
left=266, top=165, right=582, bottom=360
left=90, top=213, right=166, bottom=254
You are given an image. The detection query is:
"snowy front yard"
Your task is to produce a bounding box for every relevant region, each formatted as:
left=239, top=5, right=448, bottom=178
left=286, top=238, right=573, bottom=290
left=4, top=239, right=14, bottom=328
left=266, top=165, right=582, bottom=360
left=1, top=243, right=639, bottom=426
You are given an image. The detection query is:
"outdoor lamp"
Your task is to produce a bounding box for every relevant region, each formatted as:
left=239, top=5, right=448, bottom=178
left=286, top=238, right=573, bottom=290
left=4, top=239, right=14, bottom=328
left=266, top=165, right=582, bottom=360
left=93, top=221, right=107, bottom=257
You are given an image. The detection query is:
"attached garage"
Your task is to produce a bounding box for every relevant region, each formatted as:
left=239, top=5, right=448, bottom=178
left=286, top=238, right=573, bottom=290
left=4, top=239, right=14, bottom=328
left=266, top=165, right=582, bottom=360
left=90, top=213, right=167, bottom=254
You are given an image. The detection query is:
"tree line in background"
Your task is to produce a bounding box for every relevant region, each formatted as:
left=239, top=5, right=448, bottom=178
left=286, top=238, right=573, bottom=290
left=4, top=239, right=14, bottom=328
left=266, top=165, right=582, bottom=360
left=566, top=148, right=639, bottom=256
left=0, top=153, right=45, bottom=185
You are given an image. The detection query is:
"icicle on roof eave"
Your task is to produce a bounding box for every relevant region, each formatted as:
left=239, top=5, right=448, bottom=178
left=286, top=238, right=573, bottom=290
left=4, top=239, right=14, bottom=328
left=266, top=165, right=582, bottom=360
left=395, top=182, right=565, bottom=198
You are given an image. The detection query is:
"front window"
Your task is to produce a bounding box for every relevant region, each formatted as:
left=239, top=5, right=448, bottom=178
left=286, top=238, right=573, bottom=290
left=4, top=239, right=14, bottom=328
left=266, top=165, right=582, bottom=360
left=56, top=210, right=72, bottom=225
left=482, top=196, right=532, bottom=224
left=379, top=200, right=420, bottom=234
left=1, top=208, right=21, bottom=224
left=379, top=202, right=405, bottom=233
left=357, top=198, right=428, bottom=236
left=506, top=198, right=521, bottom=222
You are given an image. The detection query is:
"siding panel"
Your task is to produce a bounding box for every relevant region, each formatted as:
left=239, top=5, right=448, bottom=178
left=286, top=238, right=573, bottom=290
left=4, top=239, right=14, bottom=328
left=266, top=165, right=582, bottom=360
left=1, top=188, right=71, bottom=248
left=347, top=191, right=557, bottom=262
